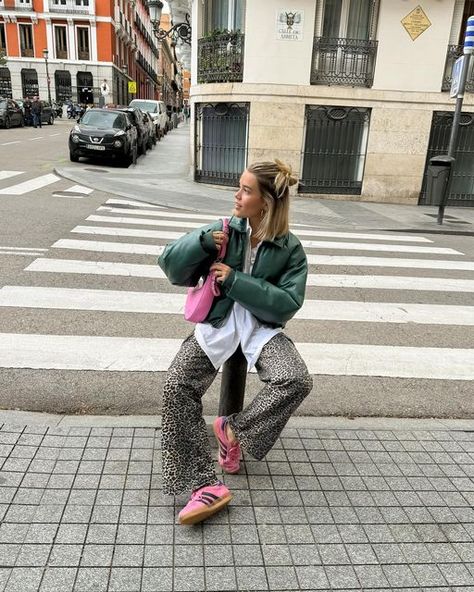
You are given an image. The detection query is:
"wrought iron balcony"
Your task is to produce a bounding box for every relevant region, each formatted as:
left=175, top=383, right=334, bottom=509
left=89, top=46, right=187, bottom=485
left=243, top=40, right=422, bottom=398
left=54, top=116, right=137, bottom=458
left=0, top=0, right=34, bottom=11
left=49, top=0, right=91, bottom=14
left=311, top=37, right=378, bottom=88
left=442, top=44, right=474, bottom=93
left=197, top=31, right=244, bottom=84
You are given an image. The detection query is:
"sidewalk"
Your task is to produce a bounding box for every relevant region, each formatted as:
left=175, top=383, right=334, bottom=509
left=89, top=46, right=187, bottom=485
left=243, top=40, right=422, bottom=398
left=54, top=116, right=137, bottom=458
left=56, top=123, right=474, bottom=234
left=1, top=411, right=473, bottom=592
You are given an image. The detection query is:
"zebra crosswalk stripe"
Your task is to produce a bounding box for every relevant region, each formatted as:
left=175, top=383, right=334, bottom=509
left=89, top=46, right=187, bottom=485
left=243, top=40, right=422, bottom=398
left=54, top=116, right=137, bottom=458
left=0, top=173, right=60, bottom=195
left=0, top=333, right=472, bottom=380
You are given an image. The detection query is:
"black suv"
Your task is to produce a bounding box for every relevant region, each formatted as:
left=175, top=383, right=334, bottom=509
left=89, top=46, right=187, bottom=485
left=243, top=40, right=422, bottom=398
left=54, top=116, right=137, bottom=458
left=69, top=108, right=138, bottom=166
left=115, top=107, right=149, bottom=155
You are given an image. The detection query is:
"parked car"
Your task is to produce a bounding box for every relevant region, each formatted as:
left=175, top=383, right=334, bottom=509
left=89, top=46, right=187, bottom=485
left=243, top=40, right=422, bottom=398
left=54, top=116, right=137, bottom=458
left=128, top=99, right=169, bottom=139
left=14, top=99, right=55, bottom=125
left=0, top=99, right=25, bottom=128
left=69, top=108, right=138, bottom=166
left=143, top=111, right=157, bottom=148
left=115, top=106, right=149, bottom=155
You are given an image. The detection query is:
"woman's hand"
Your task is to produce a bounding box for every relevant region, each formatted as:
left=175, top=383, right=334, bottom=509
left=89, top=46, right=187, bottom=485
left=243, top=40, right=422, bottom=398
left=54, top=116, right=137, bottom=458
left=212, top=231, right=227, bottom=250
left=210, top=262, right=232, bottom=283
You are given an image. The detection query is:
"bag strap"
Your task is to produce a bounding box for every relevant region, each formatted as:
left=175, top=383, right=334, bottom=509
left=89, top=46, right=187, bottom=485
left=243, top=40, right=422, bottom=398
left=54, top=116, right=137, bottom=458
left=216, top=217, right=230, bottom=260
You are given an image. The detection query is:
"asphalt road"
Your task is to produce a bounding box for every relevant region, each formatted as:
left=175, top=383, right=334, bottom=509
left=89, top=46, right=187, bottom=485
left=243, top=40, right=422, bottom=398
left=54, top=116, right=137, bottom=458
left=0, top=120, right=473, bottom=418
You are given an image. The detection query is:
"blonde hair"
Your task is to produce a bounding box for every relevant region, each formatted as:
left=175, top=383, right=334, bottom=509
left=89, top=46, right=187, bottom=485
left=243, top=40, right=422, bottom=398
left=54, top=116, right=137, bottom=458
left=247, top=159, right=298, bottom=241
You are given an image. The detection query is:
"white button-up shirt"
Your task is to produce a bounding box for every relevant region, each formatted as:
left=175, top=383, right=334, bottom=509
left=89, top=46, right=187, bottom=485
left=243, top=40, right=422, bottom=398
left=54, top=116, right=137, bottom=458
left=194, top=225, right=281, bottom=370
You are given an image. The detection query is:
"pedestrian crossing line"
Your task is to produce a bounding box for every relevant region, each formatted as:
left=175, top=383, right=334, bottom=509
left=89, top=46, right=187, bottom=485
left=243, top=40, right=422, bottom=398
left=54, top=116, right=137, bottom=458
left=0, top=251, right=49, bottom=257
left=30, top=137, right=44, bottom=141
left=72, top=226, right=183, bottom=240
left=1, top=141, right=21, bottom=146
left=53, top=236, right=474, bottom=271
left=1, top=285, right=473, bottom=326
left=95, top=207, right=434, bottom=243
left=52, top=239, right=166, bottom=256
left=0, top=246, right=48, bottom=252
left=0, top=171, right=23, bottom=181
left=0, top=174, right=60, bottom=195
left=24, top=259, right=474, bottom=293
left=63, top=185, right=94, bottom=195
left=0, top=333, right=472, bottom=379
left=105, top=198, right=164, bottom=209
left=314, top=255, right=474, bottom=271
left=86, top=215, right=452, bottom=255
left=74, top=224, right=462, bottom=256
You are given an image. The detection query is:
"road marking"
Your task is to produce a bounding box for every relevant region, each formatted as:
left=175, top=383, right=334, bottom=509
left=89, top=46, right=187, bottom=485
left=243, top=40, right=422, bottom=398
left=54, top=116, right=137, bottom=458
left=0, top=246, right=48, bottom=252
left=26, top=258, right=167, bottom=279
left=2, top=285, right=473, bottom=326
left=105, top=198, right=164, bottom=209
left=306, top=274, right=474, bottom=293
left=0, top=251, right=48, bottom=257
left=64, top=185, right=94, bottom=195
left=96, top=208, right=433, bottom=243
left=0, top=173, right=60, bottom=195
left=30, top=136, right=44, bottom=141
left=0, top=171, right=23, bottom=181
left=25, top=259, right=474, bottom=293
left=52, top=239, right=166, bottom=255
left=53, top=237, right=474, bottom=271
left=79, top=221, right=463, bottom=255
left=1, top=141, right=21, bottom=146
left=314, top=255, right=474, bottom=271
left=0, top=333, right=472, bottom=379
left=49, top=133, right=60, bottom=137
left=72, top=225, right=183, bottom=240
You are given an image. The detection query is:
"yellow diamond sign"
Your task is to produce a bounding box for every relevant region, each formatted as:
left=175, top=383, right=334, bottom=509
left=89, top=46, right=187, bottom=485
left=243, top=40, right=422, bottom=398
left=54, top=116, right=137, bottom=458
left=401, top=5, right=432, bottom=41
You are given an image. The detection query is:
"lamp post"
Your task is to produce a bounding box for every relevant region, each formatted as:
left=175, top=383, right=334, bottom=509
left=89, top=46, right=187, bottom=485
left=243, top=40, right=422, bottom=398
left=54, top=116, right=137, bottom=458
left=147, top=0, right=191, bottom=45
left=42, top=48, right=52, bottom=105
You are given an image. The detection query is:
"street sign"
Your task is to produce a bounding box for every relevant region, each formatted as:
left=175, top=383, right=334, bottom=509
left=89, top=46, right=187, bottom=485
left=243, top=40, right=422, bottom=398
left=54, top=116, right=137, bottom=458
left=128, top=81, right=137, bottom=94
left=450, top=56, right=464, bottom=98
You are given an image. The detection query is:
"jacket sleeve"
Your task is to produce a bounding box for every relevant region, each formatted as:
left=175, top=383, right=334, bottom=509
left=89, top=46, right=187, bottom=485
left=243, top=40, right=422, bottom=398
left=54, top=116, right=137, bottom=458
left=222, top=242, right=308, bottom=325
left=157, top=222, right=219, bottom=287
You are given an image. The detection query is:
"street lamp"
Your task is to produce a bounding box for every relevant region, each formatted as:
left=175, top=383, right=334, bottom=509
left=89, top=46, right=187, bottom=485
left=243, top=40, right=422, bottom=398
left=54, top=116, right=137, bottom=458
left=147, top=0, right=191, bottom=45
left=42, top=48, right=52, bottom=105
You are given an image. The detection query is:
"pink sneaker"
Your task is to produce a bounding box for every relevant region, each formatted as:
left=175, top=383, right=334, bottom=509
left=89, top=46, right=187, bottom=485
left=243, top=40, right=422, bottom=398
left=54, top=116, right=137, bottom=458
left=213, top=416, right=241, bottom=474
left=178, top=482, right=232, bottom=525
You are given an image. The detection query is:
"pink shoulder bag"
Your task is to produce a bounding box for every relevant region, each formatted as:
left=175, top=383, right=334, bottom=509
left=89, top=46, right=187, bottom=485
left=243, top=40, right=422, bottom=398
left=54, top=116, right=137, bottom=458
left=184, top=218, right=229, bottom=323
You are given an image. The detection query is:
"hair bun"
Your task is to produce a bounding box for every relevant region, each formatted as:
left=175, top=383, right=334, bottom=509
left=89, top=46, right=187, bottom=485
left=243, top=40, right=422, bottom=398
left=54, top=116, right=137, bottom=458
left=274, top=159, right=298, bottom=197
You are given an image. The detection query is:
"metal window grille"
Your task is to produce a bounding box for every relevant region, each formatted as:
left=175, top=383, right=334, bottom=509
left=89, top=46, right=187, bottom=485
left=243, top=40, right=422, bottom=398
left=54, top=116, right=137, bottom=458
left=442, top=45, right=474, bottom=92
left=300, top=105, right=371, bottom=195
left=0, top=67, right=12, bottom=98
left=21, top=68, right=39, bottom=97
left=198, top=31, right=244, bottom=84
left=195, top=102, right=249, bottom=187
left=419, top=111, right=474, bottom=207
left=76, top=71, right=94, bottom=103
left=55, top=70, right=72, bottom=102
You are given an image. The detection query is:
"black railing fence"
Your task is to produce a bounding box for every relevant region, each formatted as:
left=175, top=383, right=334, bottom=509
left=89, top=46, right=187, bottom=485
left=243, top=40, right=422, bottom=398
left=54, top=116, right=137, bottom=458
left=311, top=37, right=378, bottom=88
left=197, top=31, right=244, bottom=84
left=442, top=44, right=474, bottom=93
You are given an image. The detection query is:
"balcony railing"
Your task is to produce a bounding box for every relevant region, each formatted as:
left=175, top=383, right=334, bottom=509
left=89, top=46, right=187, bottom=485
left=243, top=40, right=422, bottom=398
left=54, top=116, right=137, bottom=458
left=0, top=0, right=34, bottom=11
left=311, top=37, right=378, bottom=88
left=197, top=31, right=244, bottom=84
left=49, top=0, right=90, bottom=14
left=442, top=44, right=474, bottom=93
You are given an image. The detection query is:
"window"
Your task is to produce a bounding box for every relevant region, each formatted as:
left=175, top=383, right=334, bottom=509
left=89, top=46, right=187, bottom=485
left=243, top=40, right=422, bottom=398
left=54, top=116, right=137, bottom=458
left=204, top=0, right=245, bottom=33
left=75, top=0, right=89, bottom=6
left=322, top=0, right=375, bottom=40
left=76, top=27, right=90, bottom=60
left=0, top=23, right=6, bottom=53
left=54, top=26, right=68, bottom=59
left=21, top=68, right=39, bottom=97
left=19, top=24, right=34, bottom=57
left=458, top=0, right=474, bottom=44
left=55, top=70, right=71, bottom=102
left=0, top=67, right=12, bottom=99
left=52, top=0, right=67, bottom=5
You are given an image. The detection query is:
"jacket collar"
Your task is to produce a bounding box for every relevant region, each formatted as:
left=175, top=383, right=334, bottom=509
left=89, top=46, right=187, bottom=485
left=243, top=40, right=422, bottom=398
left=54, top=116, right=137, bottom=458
left=228, top=216, right=286, bottom=247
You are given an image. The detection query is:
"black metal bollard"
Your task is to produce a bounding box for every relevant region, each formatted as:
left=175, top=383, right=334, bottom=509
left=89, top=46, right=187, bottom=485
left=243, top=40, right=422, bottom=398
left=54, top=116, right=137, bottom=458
left=219, top=346, right=247, bottom=416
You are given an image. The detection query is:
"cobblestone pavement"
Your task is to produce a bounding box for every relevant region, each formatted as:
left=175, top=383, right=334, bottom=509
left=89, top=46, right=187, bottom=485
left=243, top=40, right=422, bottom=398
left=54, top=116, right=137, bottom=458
left=0, top=414, right=473, bottom=592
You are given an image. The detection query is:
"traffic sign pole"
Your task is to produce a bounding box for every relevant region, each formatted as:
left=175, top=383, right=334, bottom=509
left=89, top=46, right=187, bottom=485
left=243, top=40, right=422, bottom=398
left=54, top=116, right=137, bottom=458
left=438, top=15, right=474, bottom=224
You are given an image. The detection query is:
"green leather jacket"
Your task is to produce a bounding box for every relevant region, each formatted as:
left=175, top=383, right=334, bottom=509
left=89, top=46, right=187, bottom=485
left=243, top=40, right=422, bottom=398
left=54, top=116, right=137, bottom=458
left=158, top=216, right=308, bottom=328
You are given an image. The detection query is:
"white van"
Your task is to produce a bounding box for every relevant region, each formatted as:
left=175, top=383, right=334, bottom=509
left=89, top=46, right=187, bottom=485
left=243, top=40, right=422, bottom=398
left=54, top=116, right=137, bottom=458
left=129, top=99, right=169, bottom=139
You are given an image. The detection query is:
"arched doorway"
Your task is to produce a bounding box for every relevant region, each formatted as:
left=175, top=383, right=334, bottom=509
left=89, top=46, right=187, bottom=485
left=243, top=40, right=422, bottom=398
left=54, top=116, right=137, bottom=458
left=55, top=70, right=72, bottom=102
left=77, top=71, right=93, bottom=104
left=21, top=68, right=39, bottom=98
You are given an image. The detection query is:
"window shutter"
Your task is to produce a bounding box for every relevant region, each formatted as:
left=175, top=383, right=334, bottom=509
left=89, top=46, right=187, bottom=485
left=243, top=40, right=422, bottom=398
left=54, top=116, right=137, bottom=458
left=449, top=0, right=465, bottom=45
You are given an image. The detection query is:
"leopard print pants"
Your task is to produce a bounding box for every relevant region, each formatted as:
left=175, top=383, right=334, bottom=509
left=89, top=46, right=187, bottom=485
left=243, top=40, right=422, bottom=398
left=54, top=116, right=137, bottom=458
left=161, top=333, right=313, bottom=496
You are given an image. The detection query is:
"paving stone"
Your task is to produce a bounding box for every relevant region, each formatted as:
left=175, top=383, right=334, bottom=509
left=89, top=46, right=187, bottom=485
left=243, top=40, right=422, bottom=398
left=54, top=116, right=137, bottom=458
left=232, top=544, right=263, bottom=566
left=382, top=564, right=419, bottom=588
left=39, top=567, right=77, bottom=591
left=173, top=544, right=204, bottom=567
left=354, top=564, right=390, bottom=588
left=295, top=565, right=330, bottom=590
left=235, top=566, right=269, bottom=591
left=265, top=566, right=299, bottom=590
left=80, top=545, right=114, bottom=567
left=173, top=566, right=205, bottom=591
left=411, top=563, right=449, bottom=586
left=112, top=545, right=144, bottom=567
left=48, top=545, right=83, bottom=567
left=325, top=564, right=361, bottom=589
left=289, top=544, right=320, bottom=566
left=15, top=544, right=51, bottom=567
left=143, top=545, right=173, bottom=567
left=261, top=544, right=292, bottom=566
left=205, top=566, right=237, bottom=591
left=4, top=567, right=44, bottom=592
left=439, top=562, right=474, bottom=586
left=108, top=567, right=142, bottom=592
